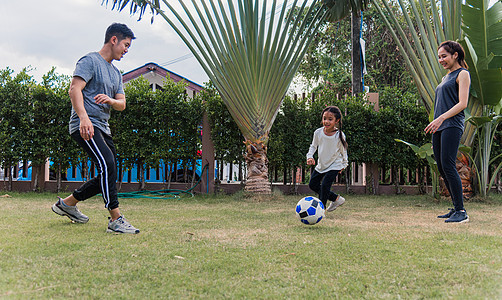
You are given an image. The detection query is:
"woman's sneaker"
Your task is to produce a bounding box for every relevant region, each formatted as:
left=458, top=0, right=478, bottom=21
left=445, top=210, right=469, bottom=223
left=327, top=196, right=345, bottom=212
left=107, top=216, right=140, bottom=234
left=51, top=197, right=89, bottom=223
left=437, top=208, right=455, bottom=219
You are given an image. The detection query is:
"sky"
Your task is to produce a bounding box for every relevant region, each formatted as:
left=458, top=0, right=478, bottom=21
left=0, top=0, right=210, bottom=86
left=1, top=0, right=498, bottom=89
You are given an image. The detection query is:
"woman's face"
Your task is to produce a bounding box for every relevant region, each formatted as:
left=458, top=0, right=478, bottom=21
left=438, top=47, right=458, bottom=70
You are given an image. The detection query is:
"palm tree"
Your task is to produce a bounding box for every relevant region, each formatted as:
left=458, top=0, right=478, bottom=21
left=105, top=0, right=368, bottom=194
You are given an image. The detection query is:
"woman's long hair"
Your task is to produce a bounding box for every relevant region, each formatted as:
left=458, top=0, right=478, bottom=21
left=321, top=106, right=348, bottom=149
left=439, top=40, right=469, bottom=69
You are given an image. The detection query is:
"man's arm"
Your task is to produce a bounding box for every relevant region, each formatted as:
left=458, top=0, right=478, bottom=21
left=94, top=93, right=126, bottom=111
left=69, top=76, right=94, bottom=140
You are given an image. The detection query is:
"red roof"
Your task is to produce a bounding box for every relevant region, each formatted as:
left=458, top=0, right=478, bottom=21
left=122, top=62, right=204, bottom=92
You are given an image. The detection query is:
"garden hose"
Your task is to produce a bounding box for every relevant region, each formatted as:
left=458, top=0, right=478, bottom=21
left=117, top=164, right=209, bottom=199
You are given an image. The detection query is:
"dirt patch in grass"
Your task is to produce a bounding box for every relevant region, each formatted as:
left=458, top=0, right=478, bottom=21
left=196, top=228, right=269, bottom=246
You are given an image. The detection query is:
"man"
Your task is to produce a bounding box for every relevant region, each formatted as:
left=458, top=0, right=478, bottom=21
left=52, top=23, right=139, bottom=234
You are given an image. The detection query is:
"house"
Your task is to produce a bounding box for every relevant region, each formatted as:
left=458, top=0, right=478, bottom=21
left=122, top=62, right=204, bottom=98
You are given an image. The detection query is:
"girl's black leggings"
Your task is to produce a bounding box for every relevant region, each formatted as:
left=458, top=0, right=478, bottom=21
left=309, top=169, right=341, bottom=207
left=71, top=129, right=119, bottom=210
left=432, top=127, right=464, bottom=211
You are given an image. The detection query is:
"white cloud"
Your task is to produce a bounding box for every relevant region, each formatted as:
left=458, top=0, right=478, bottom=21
left=0, top=0, right=208, bottom=85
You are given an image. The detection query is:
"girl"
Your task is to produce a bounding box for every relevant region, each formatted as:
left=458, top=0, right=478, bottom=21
left=306, top=106, right=348, bottom=211
left=424, top=40, right=470, bottom=223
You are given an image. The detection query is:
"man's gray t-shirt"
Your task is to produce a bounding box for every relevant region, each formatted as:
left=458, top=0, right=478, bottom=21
left=69, top=52, right=124, bottom=136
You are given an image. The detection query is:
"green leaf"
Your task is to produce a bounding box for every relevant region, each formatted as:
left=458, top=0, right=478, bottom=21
left=467, top=115, right=493, bottom=126
left=395, top=139, right=420, bottom=154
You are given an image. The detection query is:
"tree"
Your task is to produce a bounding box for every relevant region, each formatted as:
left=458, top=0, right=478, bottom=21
left=169, top=82, right=204, bottom=184
left=112, top=76, right=202, bottom=190
left=203, top=82, right=244, bottom=182
left=154, top=77, right=199, bottom=185
left=268, top=94, right=311, bottom=189
left=30, top=68, right=75, bottom=192
left=112, top=76, right=156, bottom=190
left=105, top=0, right=369, bottom=194
left=0, top=68, right=34, bottom=191
left=293, top=4, right=416, bottom=95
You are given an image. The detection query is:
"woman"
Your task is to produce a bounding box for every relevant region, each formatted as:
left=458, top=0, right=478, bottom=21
left=424, top=40, right=471, bottom=223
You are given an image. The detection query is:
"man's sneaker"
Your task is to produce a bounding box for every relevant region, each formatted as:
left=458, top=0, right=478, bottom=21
left=52, top=197, right=89, bottom=223
left=437, top=208, right=455, bottom=219
left=445, top=210, right=469, bottom=223
left=327, top=196, right=345, bottom=212
left=107, top=216, right=140, bottom=234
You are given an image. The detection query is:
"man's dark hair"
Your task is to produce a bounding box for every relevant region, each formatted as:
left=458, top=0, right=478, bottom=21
left=104, top=23, right=136, bottom=43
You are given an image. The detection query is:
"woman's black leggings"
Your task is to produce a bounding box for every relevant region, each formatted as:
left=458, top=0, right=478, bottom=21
left=432, top=127, right=464, bottom=211
left=309, top=169, right=341, bottom=207
left=71, top=129, right=119, bottom=210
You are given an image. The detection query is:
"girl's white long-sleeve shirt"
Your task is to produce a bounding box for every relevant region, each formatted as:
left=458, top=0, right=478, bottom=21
left=306, top=127, right=348, bottom=173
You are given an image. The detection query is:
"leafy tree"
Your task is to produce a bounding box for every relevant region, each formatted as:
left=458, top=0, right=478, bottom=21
left=269, top=95, right=311, bottom=187
left=294, top=4, right=416, bottom=94
left=203, top=82, right=244, bottom=181
left=0, top=68, right=34, bottom=191
left=30, top=68, right=75, bottom=191
left=112, top=76, right=158, bottom=190
left=378, top=86, right=429, bottom=170
left=113, top=76, right=202, bottom=189
left=169, top=81, right=204, bottom=184
left=153, top=78, right=191, bottom=185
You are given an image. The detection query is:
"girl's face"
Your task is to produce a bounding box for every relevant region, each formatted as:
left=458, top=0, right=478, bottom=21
left=322, top=111, right=339, bottom=132
left=438, top=47, right=458, bottom=70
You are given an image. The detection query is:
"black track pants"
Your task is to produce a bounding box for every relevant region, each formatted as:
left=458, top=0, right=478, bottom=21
left=71, top=129, right=119, bottom=210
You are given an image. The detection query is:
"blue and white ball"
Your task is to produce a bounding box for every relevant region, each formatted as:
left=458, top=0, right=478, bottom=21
left=295, top=196, right=325, bottom=225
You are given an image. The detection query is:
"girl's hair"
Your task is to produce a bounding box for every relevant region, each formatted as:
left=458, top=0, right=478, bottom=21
left=321, top=106, right=348, bottom=149
left=438, top=40, right=468, bottom=69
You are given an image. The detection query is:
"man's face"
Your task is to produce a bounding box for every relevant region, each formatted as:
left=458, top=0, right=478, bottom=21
left=111, top=36, right=132, bottom=61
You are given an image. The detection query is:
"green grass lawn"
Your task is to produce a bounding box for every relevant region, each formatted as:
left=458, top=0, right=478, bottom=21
left=0, top=191, right=501, bottom=299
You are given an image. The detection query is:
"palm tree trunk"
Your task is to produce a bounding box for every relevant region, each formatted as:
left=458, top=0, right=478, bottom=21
left=439, top=152, right=473, bottom=199
left=244, top=140, right=271, bottom=194
left=457, top=152, right=473, bottom=199
left=351, top=10, right=363, bottom=96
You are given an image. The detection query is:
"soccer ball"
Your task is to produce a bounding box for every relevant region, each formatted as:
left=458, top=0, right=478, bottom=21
left=295, top=196, right=325, bottom=225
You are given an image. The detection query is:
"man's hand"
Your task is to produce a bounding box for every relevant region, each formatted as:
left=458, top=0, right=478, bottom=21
left=307, top=158, right=315, bottom=166
left=94, top=94, right=114, bottom=105
left=79, top=117, right=94, bottom=141
left=95, top=93, right=126, bottom=111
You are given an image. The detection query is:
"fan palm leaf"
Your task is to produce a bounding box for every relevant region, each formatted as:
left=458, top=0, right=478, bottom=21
left=371, top=0, right=451, bottom=112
